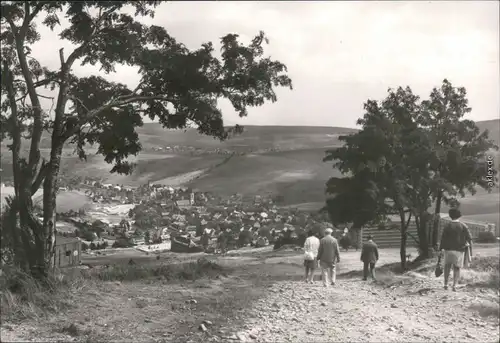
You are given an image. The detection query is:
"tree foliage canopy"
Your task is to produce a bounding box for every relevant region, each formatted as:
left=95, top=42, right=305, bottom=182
left=1, top=1, right=292, bottom=173
left=324, top=80, right=498, bottom=267
left=325, top=86, right=428, bottom=223
left=419, top=80, right=498, bottom=201
left=0, top=1, right=292, bottom=279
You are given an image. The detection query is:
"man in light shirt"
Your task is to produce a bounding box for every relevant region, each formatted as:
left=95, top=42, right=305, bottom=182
left=303, top=230, right=320, bottom=283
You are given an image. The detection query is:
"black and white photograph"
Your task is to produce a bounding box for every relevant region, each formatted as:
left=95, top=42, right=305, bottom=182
left=0, top=1, right=499, bottom=342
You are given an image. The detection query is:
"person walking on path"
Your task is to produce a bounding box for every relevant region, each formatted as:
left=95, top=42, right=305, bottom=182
left=439, top=208, right=473, bottom=291
left=360, top=234, right=379, bottom=281
left=317, top=228, right=340, bottom=287
left=201, top=229, right=210, bottom=252
left=303, top=230, right=320, bottom=283
left=217, top=229, right=227, bottom=255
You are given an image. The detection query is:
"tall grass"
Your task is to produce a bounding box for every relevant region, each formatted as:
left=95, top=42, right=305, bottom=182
left=0, top=258, right=226, bottom=322
left=85, top=257, right=226, bottom=282
left=462, top=256, right=500, bottom=289
left=0, top=266, right=85, bottom=322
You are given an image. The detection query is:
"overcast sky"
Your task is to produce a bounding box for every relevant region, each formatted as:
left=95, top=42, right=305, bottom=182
left=32, top=1, right=499, bottom=128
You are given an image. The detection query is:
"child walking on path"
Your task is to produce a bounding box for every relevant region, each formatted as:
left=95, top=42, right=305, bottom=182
left=439, top=208, right=473, bottom=291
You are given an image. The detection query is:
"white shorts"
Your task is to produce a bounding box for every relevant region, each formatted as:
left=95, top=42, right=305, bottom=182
left=444, top=250, right=464, bottom=268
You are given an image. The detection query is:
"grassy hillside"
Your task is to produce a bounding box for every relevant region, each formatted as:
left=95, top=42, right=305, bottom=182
left=1, top=125, right=354, bottom=186
left=1, top=120, right=496, bottom=156
left=32, top=190, right=93, bottom=213
left=1, top=120, right=498, bottom=215
left=135, top=124, right=358, bottom=150
left=188, top=148, right=342, bottom=204
left=0, top=149, right=228, bottom=186
left=100, top=120, right=499, bottom=152
left=1, top=119, right=496, bottom=151
left=61, top=152, right=228, bottom=187
left=0, top=124, right=358, bottom=152
left=475, top=119, right=500, bottom=148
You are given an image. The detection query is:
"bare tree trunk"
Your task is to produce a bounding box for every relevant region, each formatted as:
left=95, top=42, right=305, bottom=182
left=3, top=61, right=27, bottom=270
left=3, top=5, right=74, bottom=280
left=431, top=190, right=442, bottom=249
left=399, top=210, right=408, bottom=271
left=351, top=226, right=361, bottom=250
left=398, top=208, right=414, bottom=271
left=35, top=47, right=75, bottom=277
left=415, top=211, right=431, bottom=259
left=40, top=143, right=64, bottom=276
left=18, top=185, right=43, bottom=276
left=5, top=11, right=48, bottom=279
left=400, top=227, right=407, bottom=271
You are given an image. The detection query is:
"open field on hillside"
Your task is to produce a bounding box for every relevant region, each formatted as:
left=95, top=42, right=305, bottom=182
left=1, top=147, right=340, bottom=206
left=1, top=124, right=355, bottom=192
left=188, top=148, right=343, bottom=204
left=2, top=121, right=498, bottom=209
left=134, top=124, right=359, bottom=152
left=0, top=124, right=359, bottom=152
left=33, top=191, right=92, bottom=213
left=0, top=187, right=93, bottom=213
left=0, top=150, right=228, bottom=186
left=477, top=119, right=500, bottom=147
left=1, top=120, right=497, bottom=158
left=2, top=244, right=499, bottom=342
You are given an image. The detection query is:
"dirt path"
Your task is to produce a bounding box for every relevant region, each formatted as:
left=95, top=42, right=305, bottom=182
left=226, top=276, right=499, bottom=343
left=2, top=248, right=499, bottom=342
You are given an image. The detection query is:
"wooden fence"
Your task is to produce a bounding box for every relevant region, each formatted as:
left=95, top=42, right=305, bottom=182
left=361, top=224, right=425, bottom=249
left=360, top=217, right=496, bottom=249
left=439, top=218, right=496, bottom=240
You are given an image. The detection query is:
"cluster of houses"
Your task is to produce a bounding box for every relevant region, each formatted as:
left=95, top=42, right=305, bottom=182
left=78, top=180, right=136, bottom=204
left=55, top=177, right=499, bottom=259
left=54, top=177, right=345, bottom=254
left=124, top=189, right=334, bottom=250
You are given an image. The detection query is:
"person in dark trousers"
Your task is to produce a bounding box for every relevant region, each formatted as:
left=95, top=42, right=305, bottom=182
left=217, top=229, right=227, bottom=255
left=360, top=234, right=379, bottom=281
left=200, top=230, right=210, bottom=252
